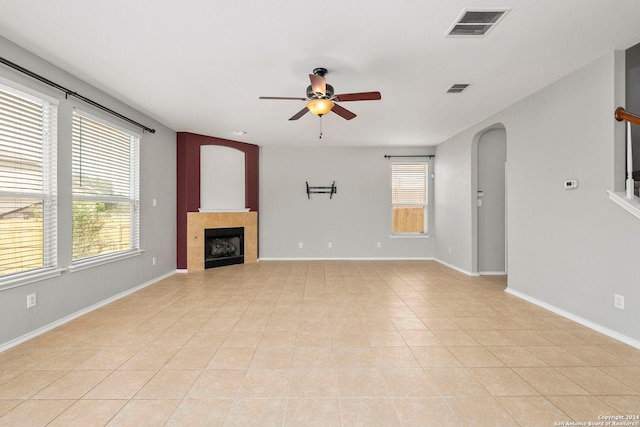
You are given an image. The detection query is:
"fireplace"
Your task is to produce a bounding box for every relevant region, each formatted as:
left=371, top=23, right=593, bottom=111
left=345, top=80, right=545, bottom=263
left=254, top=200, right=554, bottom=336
left=204, top=227, right=244, bottom=268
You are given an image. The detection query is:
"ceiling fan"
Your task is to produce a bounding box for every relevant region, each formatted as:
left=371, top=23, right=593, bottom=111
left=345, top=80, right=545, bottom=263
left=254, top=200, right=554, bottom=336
left=259, top=67, right=382, bottom=121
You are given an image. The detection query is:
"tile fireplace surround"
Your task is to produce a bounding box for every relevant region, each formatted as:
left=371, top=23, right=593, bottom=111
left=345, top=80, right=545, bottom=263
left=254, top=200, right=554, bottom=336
left=186, top=212, right=257, bottom=271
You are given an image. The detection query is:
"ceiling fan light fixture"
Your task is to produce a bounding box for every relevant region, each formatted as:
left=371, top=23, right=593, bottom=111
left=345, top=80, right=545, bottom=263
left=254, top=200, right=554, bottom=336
left=307, top=99, right=334, bottom=116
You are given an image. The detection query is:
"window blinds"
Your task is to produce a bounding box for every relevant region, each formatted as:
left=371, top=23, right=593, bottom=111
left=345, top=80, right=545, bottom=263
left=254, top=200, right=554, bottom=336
left=392, top=163, right=427, bottom=204
left=72, top=112, right=139, bottom=261
left=0, top=84, right=57, bottom=277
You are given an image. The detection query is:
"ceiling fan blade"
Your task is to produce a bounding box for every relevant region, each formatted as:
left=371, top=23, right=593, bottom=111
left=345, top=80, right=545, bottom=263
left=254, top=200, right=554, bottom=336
left=331, top=103, right=357, bottom=120
left=289, top=107, right=310, bottom=121
left=309, top=74, right=326, bottom=96
left=260, top=96, right=307, bottom=100
left=334, top=92, right=382, bottom=102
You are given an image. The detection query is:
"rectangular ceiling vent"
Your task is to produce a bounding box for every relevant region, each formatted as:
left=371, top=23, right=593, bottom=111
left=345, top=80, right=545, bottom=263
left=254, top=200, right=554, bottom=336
left=446, top=8, right=510, bottom=37
left=447, top=84, right=470, bottom=94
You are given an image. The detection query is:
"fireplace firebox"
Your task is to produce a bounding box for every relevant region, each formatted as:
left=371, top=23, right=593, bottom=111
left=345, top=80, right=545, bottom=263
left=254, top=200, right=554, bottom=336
left=204, top=227, right=244, bottom=268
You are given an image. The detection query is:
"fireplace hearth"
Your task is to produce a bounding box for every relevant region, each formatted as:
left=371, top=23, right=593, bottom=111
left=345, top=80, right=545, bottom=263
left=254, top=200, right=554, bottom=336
left=204, top=227, right=244, bottom=268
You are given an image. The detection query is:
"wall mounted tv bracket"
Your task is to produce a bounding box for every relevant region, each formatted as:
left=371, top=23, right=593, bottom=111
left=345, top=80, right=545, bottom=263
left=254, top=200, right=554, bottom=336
left=306, top=181, right=337, bottom=199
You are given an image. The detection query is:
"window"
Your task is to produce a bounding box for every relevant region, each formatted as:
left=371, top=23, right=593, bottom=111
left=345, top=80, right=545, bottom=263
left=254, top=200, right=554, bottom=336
left=0, top=82, right=57, bottom=280
left=72, top=111, right=139, bottom=262
left=392, top=162, right=428, bottom=234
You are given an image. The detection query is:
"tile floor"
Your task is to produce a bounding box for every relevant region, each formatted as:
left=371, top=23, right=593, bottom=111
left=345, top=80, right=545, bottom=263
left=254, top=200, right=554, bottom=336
left=0, top=260, right=639, bottom=426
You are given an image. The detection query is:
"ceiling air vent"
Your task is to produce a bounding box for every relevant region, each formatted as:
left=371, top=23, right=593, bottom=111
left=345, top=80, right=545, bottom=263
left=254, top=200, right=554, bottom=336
left=446, top=8, right=510, bottom=37
left=447, top=84, right=470, bottom=94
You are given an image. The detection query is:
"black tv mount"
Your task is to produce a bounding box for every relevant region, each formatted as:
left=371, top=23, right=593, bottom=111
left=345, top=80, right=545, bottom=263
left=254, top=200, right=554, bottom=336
left=306, top=181, right=337, bottom=199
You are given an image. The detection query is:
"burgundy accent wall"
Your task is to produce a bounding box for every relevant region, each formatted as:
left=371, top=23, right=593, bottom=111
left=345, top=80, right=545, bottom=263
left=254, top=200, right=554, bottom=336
left=176, top=132, right=259, bottom=269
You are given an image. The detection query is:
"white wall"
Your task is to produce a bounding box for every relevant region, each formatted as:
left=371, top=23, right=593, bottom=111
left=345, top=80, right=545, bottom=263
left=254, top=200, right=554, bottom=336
left=435, top=51, right=640, bottom=342
left=260, top=146, right=435, bottom=259
left=0, top=36, right=177, bottom=347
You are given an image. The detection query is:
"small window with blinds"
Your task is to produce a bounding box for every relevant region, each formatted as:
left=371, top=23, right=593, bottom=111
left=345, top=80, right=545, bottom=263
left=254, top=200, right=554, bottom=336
left=392, top=162, right=428, bottom=234
left=72, top=111, right=139, bottom=262
left=0, top=83, right=57, bottom=280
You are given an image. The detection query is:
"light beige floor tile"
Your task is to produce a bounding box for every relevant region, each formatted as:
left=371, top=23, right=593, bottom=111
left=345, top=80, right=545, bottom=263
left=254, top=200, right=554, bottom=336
left=339, top=398, right=401, bottom=427
left=337, top=367, right=389, bottom=397
left=249, top=346, right=295, bottom=370
left=513, top=367, right=590, bottom=395
left=399, top=330, right=442, bottom=346
left=206, top=347, right=255, bottom=369
left=433, top=330, right=481, bottom=346
left=557, top=367, right=638, bottom=395
left=224, top=398, right=286, bottom=427
left=291, top=346, right=335, bottom=369
left=289, top=368, right=339, bottom=398
left=497, top=396, right=569, bottom=427
left=469, top=367, right=540, bottom=396
left=163, top=347, right=217, bottom=370
left=0, top=399, right=74, bottom=427
left=119, top=346, right=178, bottom=370
left=84, top=369, right=155, bottom=400
left=76, top=348, right=137, bottom=370
left=134, top=369, right=200, bottom=399
left=599, top=395, right=640, bottom=413
left=390, top=317, right=428, bottom=331
left=449, top=346, right=505, bottom=367
left=381, top=367, right=440, bottom=397
left=394, top=397, right=461, bottom=426
left=412, top=346, right=462, bottom=368
left=3, top=261, right=640, bottom=427
left=333, top=347, right=377, bottom=368
left=373, top=346, right=420, bottom=368
left=32, top=369, right=111, bottom=399
left=0, top=370, right=66, bottom=399
left=106, top=399, right=180, bottom=426
left=427, top=368, right=489, bottom=396
left=0, top=401, right=20, bottom=418
left=446, top=396, right=517, bottom=427
left=48, top=399, right=127, bottom=427
left=547, top=396, right=618, bottom=423
left=237, top=369, right=290, bottom=398
left=165, top=399, right=233, bottom=426
left=486, top=346, right=547, bottom=367
left=284, top=398, right=342, bottom=427
left=220, top=331, right=262, bottom=348
left=186, top=369, right=246, bottom=398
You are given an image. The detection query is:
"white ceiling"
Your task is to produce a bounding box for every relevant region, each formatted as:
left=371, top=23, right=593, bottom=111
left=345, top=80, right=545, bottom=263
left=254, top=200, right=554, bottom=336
left=1, top=1, right=640, bottom=147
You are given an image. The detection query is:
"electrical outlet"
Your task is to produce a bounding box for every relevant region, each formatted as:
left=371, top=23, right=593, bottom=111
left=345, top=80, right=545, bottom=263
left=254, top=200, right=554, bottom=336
left=27, top=293, right=37, bottom=309
left=328, top=242, right=332, bottom=248
left=152, top=257, right=157, bottom=266
left=298, top=242, right=303, bottom=249
left=448, top=246, right=452, bottom=254
left=377, top=242, right=381, bottom=248
left=614, top=294, right=625, bottom=310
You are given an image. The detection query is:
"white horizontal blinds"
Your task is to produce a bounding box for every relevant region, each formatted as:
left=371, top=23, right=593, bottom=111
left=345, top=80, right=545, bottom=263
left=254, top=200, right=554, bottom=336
left=0, top=84, right=57, bottom=277
left=392, top=162, right=427, bottom=234
left=392, top=163, right=427, bottom=204
left=72, top=112, right=138, bottom=261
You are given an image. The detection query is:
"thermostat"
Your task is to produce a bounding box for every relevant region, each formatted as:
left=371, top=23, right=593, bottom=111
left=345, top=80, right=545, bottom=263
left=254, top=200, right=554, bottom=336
left=564, top=180, right=579, bottom=190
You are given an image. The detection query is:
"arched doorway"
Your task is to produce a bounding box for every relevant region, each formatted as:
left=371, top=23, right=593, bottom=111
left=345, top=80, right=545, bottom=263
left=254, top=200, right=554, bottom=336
left=472, top=125, right=507, bottom=274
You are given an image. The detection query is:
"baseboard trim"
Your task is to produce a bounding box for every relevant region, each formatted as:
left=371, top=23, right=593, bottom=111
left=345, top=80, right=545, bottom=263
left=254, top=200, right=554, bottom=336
left=258, top=257, right=435, bottom=261
left=479, top=271, right=507, bottom=276
left=505, top=288, right=640, bottom=350
left=0, top=270, right=178, bottom=353
left=433, top=259, right=479, bottom=276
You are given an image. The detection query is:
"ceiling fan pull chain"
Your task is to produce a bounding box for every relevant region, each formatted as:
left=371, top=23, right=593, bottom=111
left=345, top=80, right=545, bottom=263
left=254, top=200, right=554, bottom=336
left=319, top=116, right=323, bottom=139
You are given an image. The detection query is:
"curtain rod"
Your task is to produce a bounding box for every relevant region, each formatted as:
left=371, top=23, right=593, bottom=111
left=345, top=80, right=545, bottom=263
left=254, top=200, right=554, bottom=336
left=0, top=56, right=156, bottom=134
left=384, top=155, right=434, bottom=159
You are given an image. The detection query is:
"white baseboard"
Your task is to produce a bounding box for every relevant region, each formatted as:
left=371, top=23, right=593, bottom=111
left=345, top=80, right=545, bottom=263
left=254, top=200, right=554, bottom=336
left=433, top=258, right=479, bottom=276
left=479, top=271, right=507, bottom=276
left=176, top=269, right=188, bottom=274
left=505, top=288, right=640, bottom=350
left=258, top=257, right=435, bottom=261
left=0, top=270, right=178, bottom=353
